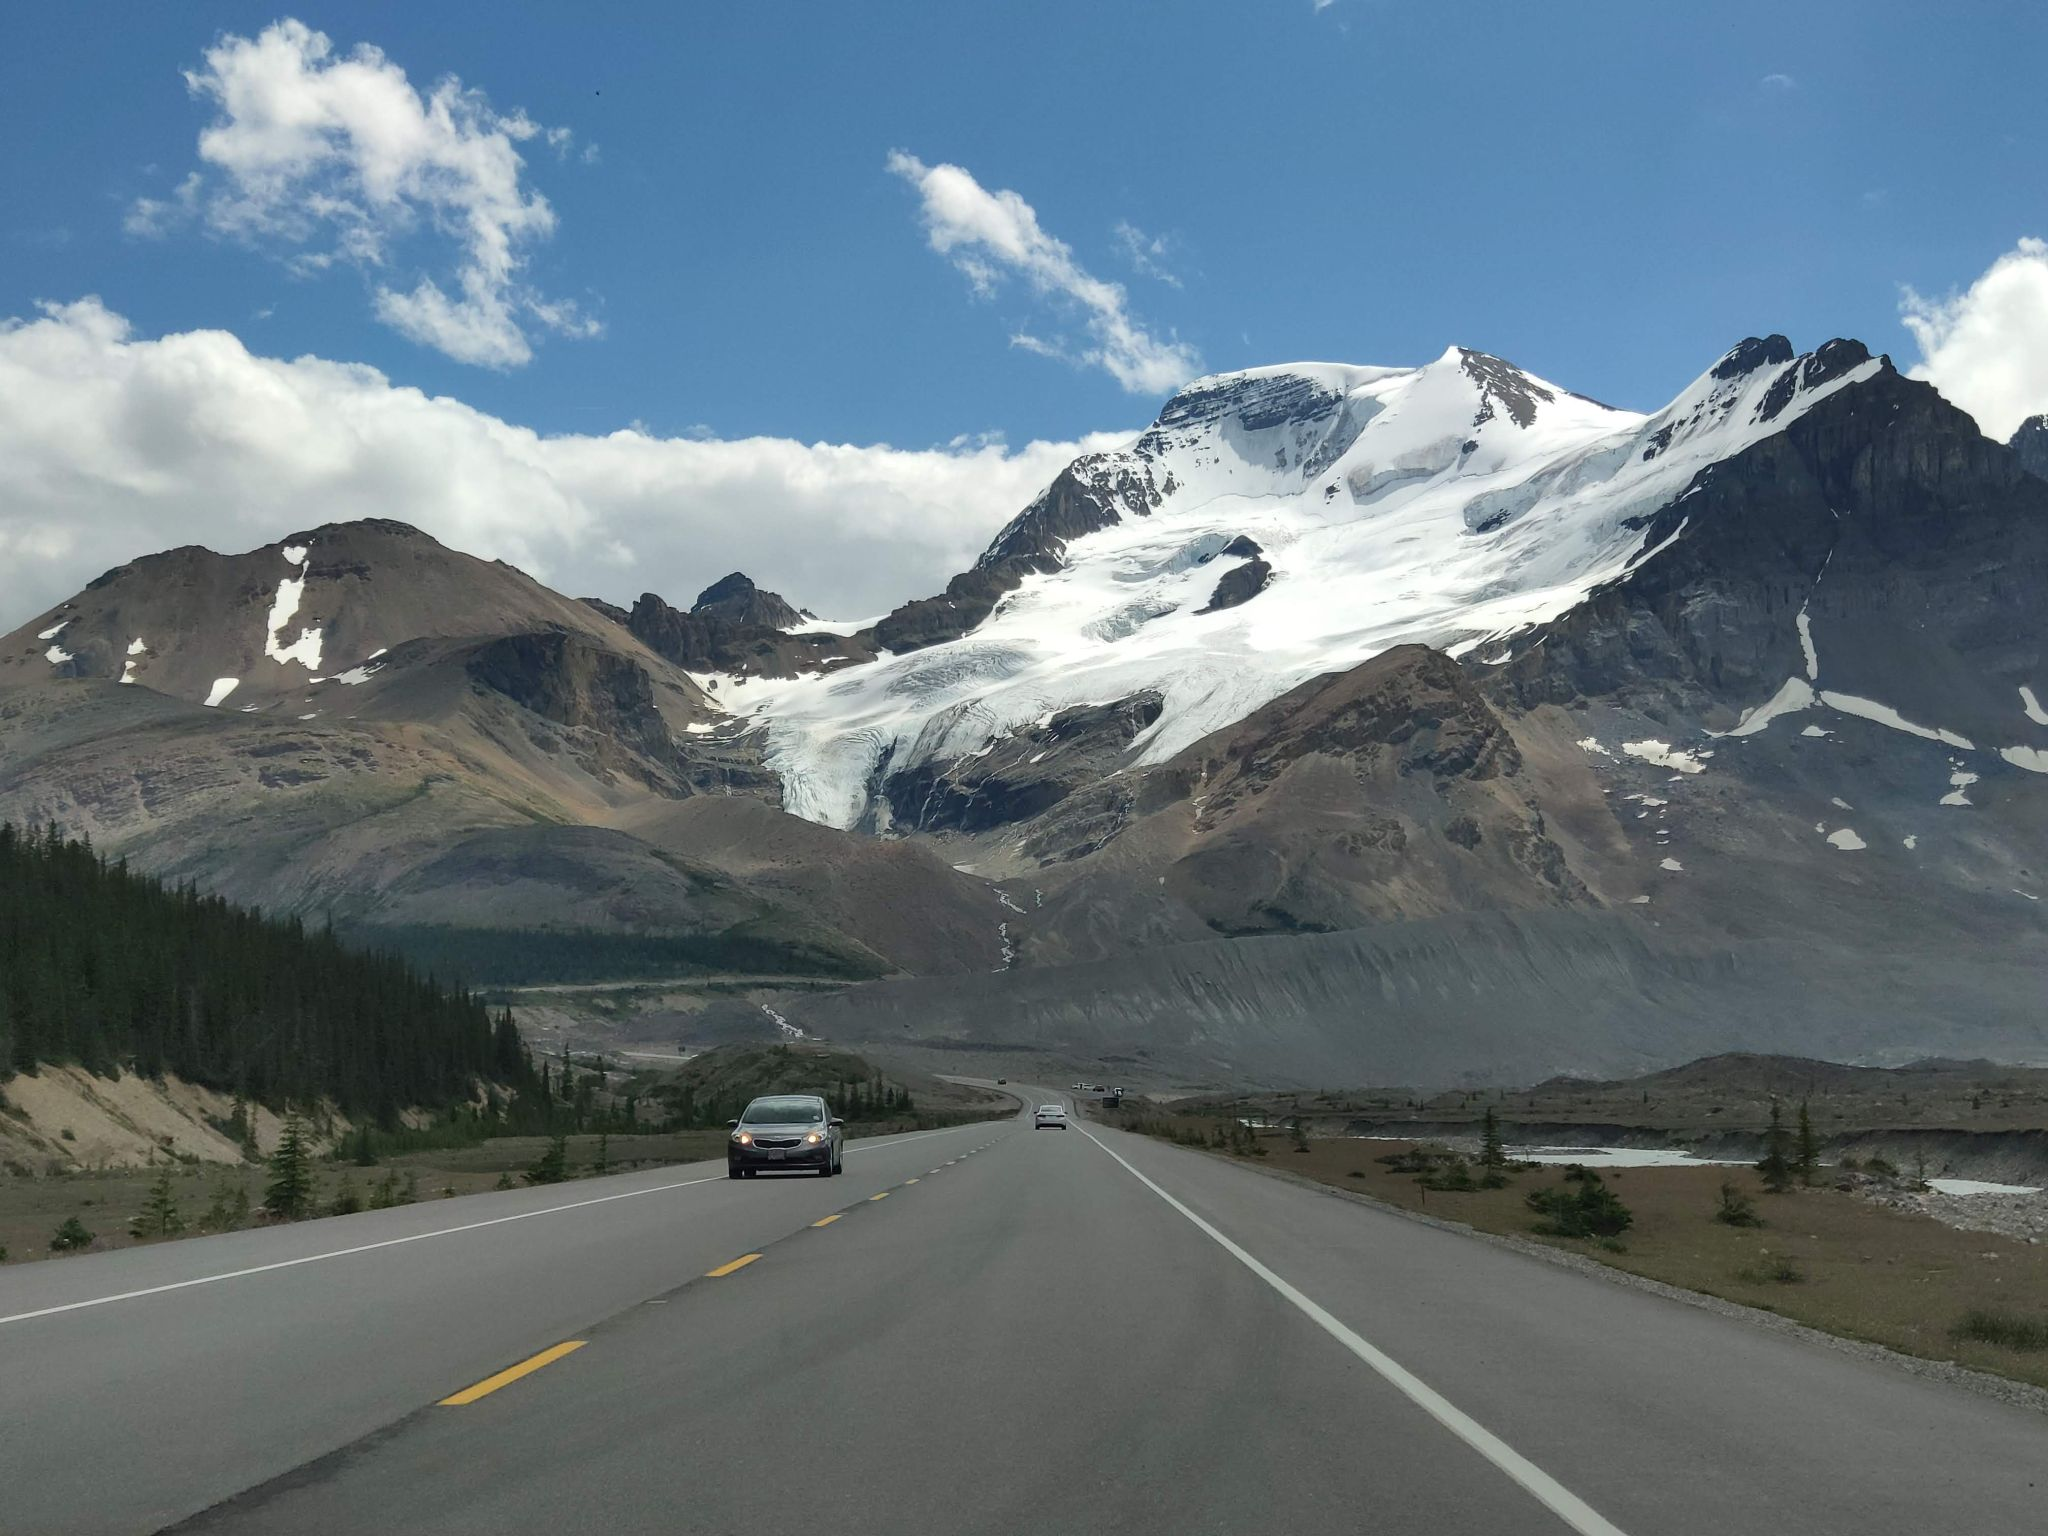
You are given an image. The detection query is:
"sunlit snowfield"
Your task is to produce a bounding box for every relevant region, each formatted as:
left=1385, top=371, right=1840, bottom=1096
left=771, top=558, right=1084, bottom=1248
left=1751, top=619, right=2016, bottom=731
left=714, top=347, right=1884, bottom=829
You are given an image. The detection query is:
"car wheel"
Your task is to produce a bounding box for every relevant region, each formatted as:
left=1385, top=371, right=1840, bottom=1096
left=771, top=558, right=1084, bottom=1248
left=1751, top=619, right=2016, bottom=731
left=727, top=1166, right=741, bottom=1180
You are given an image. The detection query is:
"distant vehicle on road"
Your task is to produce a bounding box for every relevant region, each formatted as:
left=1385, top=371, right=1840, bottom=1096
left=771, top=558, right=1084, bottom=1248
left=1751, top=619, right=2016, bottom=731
left=728, top=1094, right=843, bottom=1178
left=1035, top=1104, right=1068, bottom=1130
left=996, top=1077, right=1006, bottom=1084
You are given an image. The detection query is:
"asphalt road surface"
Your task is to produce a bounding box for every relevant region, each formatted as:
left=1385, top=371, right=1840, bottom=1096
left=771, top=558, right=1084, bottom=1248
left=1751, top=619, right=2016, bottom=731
left=2, top=1088, right=2042, bottom=1535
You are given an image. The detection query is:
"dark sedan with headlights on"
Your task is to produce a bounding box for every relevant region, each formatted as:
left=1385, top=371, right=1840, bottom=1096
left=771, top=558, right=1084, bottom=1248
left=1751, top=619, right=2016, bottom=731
left=727, top=1094, right=844, bottom=1178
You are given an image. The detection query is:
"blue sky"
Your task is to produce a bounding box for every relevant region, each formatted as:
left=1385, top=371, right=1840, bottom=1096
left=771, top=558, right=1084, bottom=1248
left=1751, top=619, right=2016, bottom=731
left=2, top=3, right=2045, bottom=624
left=5, top=1, right=2042, bottom=441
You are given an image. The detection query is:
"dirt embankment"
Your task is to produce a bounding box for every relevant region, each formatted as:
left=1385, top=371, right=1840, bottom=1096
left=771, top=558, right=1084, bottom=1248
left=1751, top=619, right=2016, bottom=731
left=1, top=1068, right=300, bottom=1174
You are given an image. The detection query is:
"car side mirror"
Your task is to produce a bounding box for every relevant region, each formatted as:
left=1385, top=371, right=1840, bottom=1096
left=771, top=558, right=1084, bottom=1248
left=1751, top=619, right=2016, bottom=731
left=829, top=1117, right=845, bottom=1127
left=726, top=1119, right=740, bottom=1129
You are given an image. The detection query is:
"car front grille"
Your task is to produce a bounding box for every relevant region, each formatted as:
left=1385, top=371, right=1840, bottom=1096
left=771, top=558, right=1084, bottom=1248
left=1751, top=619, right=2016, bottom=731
left=751, top=1136, right=803, bottom=1149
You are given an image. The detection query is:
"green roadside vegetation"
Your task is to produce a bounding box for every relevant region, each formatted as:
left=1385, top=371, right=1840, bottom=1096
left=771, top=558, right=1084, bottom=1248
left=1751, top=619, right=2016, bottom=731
left=1108, top=1104, right=2048, bottom=1394
left=1, top=1043, right=1014, bottom=1265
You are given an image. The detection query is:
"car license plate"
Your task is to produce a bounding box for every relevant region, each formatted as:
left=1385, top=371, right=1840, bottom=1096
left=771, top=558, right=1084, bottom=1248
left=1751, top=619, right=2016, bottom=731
left=767, top=1149, right=785, bottom=1161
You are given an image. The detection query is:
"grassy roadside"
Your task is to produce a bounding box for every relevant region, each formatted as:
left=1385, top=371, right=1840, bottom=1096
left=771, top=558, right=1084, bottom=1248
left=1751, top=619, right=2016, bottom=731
left=0, top=1104, right=1013, bottom=1268
left=1111, top=1111, right=2048, bottom=1394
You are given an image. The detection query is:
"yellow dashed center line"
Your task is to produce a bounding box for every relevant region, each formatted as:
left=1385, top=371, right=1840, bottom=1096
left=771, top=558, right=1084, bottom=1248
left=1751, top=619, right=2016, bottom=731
left=439, top=1341, right=586, bottom=1406
left=869, top=1192, right=889, bottom=1202
left=706, top=1253, right=762, bottom=1277
left=904, top=1178, right=920, bottom=1185
left=811, top=1214, right=842, bottom=1228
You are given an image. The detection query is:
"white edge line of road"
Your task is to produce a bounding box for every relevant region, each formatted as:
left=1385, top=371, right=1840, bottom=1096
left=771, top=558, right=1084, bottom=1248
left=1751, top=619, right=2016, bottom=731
left=0, top=1122, right=987, bottom=1328
left=1076, top=1125, right=1630, bottom=1536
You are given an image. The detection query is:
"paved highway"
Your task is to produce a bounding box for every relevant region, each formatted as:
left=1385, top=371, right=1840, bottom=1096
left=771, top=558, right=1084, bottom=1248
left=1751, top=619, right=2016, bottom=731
left=1, top=1089, right=2041, bottom=1534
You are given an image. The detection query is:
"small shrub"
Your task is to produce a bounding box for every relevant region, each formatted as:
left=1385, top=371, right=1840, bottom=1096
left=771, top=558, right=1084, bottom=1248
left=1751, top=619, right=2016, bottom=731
left=1419, top=1158, right=1478, bottom=1192
left=329, top=1176, right=364, bottom=1216
left=1951, top=1309, right=2048, bottom=1352
left=1863, top=1155, right=1899, bottom=1179
left=1736, top=1257, right=1806, bottom=1285
left=1378, top=1145, right=1456, bottom=1174
left=1714, top=1181, right=1764, bottom=1228
left=525, top=1135, right=570, bottom=1186
left=493, top=1172, right=515, bottom=1191
left=1598, top=1238, right=1628, bottom=1254
left=59, top=1127, right=76, bottom=1142
left=1527, top=1170, right=1632, bottom=1238
left=1346, top=1170, right=1365, bottom=1179
left=50, top=1215, right=94, bottom=1252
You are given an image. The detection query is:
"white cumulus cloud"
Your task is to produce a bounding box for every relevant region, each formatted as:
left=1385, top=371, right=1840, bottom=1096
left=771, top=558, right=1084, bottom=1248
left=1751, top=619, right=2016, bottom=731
left=131, top=18, right=594, bottom=368
left=0, top=299, right=1129, bottom=632
left=1902, top=237, right=2048, bottom=442
left=886, top=151, right=1200, bottom=396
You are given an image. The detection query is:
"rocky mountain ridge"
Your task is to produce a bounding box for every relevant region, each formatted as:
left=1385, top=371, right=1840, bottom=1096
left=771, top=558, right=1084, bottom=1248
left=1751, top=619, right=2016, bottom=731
left=5, top=330, right=2045, bottom=1087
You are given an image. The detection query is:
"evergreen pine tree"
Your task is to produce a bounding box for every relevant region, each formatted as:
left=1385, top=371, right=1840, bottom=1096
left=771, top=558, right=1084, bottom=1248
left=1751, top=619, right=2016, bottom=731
left=350, top=1124, right=378, bottom=1166
left=1756, top=1101, right=1795, bottom=1194
left=1795, top=1099, right=1819, bottom=1187
left=526, top=1133, right=570, bottom=1185
left=1480, top=1106, right=1507, bottom=1169
left=592, top=1131, right=610, bottom=1176
left=265, top=1112, right=317, bottom=1221
left=137, top=1164, right=185, bottom=1237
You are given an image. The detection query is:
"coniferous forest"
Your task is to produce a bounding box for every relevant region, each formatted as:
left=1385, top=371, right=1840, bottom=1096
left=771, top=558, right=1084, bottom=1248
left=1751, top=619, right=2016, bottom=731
left=0, top=823, right=532, bottom=1116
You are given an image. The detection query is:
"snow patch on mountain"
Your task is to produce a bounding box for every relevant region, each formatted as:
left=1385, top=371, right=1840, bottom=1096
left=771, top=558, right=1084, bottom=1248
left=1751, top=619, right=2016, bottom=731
left=1819, top=692, right=1974, bottom=751
left=2021, top=685, right=2048, bottom=727
left=204, top=677, right=239, bottom=708
left=1624, top=740, right=1708, bottom=774
left=263, top=545, right=323, bottom=672
left=1723, top=677, right=1815, bottom=737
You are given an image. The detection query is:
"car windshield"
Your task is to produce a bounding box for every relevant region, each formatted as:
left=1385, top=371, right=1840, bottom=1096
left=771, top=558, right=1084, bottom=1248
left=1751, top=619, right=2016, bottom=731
left=1040, top=1105, right=1064, bottom=1114
left=741, top=1098, right=824, bottom=1125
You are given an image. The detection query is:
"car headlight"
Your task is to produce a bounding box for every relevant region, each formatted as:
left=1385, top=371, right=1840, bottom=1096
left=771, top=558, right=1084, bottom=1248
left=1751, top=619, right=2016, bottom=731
left=733, top=1131, right=753, bottom=1145
left=804, top=1130, right=823, bottom=1144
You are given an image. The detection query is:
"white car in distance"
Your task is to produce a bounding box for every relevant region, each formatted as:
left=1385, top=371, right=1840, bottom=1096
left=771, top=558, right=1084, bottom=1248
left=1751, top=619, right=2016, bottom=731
left=1034, top=1104, right=1068, bottom=1130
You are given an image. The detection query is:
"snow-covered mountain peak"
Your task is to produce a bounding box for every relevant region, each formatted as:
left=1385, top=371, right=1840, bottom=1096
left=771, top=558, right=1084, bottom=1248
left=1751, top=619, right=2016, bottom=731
left=1642, top=337, right=1885, bottom=470
left=726, top=336, right=1905, bottom=830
